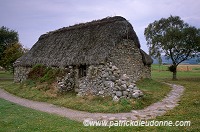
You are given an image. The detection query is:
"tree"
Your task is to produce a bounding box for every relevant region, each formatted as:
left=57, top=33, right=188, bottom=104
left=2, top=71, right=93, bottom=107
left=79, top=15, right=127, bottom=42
left=0, top=26, right=19, bottom=60
left=144, top=16, right=200, bottom=80
left=0, top=26, right=28, bottom=71
left=158, top=54, right=162, bottom=72
left=0, top=42, right=27, bottom=71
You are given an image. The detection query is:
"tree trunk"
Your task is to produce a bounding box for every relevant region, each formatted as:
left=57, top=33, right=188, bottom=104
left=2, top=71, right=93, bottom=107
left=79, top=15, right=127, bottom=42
left=172, top=66, right=177, bottom=80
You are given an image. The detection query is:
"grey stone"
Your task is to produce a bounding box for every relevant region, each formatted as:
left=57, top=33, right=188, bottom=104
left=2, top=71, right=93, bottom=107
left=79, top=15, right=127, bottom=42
left=105, top=77, right=110, bottom=81
left=116, top=79, right=122, bottom=86
left=121, top=117, right=127, bottom=120
left=75, top=88, right=80, bottom=92
left=113, top=96, right=119, bottom=102
left=116, top=91, right=122, bottom=97
left=106, top=68, right=111, bottom=72
left=128, top=84, right=134, bottom=89
left=79, top=83, right=87, bottom=89
left=113, top=73, right=120, bottom=78
left=121, top=74, right=129, bottom=81
left=108, top=117, right=116, bottom=120
left=111, top=66, right=118, bottom=71
left=99, top=90, right=104, bottom=95
left=110, top=76, right=116, bottom=82
left=123, top=91, right=128, bottom=96
left=113, top=70, right=120, bottom=74
left=133, top=86, right=139, bottom=90
left=115, top=86, right=121, bottom=90
left=112, top=86, right=116, bottom=90
left=121, top=84, right=127, bottom=90
left=104, top=81, right=114, bottom=88
left=132, top=92, right=140, bottom=98
left=132, top=90, right=143, bottom=98
left=121, top=81, right=126, bottom=85
left=102, top=72, right=109, bottom=78
left=139, top=91, right=144, bottom=97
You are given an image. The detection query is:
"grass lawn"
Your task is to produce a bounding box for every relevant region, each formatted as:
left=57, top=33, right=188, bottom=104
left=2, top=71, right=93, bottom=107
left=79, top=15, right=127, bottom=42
left=0, top=71, right=170, bottom=113
left=150, top=65, right=200, bottom=131
left=0, top=98, right=84, bottom=132
left=0, top=71, right=13, bottom=79
left=0, top=65, right=199, bottom=131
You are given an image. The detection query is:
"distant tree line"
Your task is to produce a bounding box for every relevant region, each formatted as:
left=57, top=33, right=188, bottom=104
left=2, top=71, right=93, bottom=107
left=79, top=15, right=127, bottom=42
left=0, top=26, right=28, bottom=71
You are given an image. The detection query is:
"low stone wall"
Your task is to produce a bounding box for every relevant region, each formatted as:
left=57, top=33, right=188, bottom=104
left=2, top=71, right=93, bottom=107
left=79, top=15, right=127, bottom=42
left=74, top=62, right=143, bottom=100
left=57, top=66, right=75, bottom=92
left=14, top=66, right=31, bottom=82
left=56, top=62, right=143, bottom=100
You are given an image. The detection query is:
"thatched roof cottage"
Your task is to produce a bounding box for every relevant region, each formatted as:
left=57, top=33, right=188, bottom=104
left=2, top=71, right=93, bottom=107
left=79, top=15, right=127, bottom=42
left=14, top=16, right=153, bottom=98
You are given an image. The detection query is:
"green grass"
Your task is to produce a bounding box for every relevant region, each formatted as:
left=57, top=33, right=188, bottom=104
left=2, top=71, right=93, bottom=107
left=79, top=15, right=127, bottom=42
left=151, top=64, right=169, bottom=71
left=0, top=78, right=170, bottom=113
left=0, top=71, right=13, bottom=79
left=0, top=97, right=165, bottom=132
left=152, top=68, right=200, bottom=81
left=150, top=65, right=200, bottom=131
left=0, top=66, right=199, bottom=131
left=156, top=78, right=200, bottom=131
left=0, top=98, right=83, bottom=131
left=135, top=79, right=170, bottom=109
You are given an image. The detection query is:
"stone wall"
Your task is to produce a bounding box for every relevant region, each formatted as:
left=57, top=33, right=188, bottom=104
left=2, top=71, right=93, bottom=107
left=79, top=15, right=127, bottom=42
left=142, top=65, right=151, bottom=79
left=14, top=39, right=151, bottom=100
left=109, top=39, right=151, bottom=81
left=57, top=62, right=144, bottom=100
left=57, top=66, right=76, bottom=92
left=14, top=67, right=31, bottom=82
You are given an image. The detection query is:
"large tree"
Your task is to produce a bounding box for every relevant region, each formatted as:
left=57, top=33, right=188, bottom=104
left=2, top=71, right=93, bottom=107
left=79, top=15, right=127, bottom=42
left=0, top=42, right=26, bottom=70
left=144, top=16, right=200, bottom=80
left=0, top=26, right=27, bottom=71
left=0, top=26, right=19, bottom=60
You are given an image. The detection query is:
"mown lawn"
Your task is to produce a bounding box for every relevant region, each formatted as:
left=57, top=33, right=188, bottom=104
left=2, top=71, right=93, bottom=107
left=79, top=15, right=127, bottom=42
left=0, top=65, right=199, bottom=131
left=150, top=65, right=200, bottom=131
left=0, top=71, right=170, bottom=113
left=0, top=71, right=13, bottom=79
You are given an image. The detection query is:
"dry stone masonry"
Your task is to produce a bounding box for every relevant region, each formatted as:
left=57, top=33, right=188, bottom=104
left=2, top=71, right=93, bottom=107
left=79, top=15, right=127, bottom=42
left=14, top=67, right=31, bottom=82
left=13, top=16, right=153, bottom=100
left=57, top=62, right=144, bottom=100
left=57, top=66, right=75, bottom=92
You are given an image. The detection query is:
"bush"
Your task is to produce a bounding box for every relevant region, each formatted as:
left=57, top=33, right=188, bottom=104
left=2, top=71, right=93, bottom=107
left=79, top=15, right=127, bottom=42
left=40, top=68, right=66, bottom=83
left=28, top=64, right=46, bottom=80
left=168, top=65, right=177, bottom=72
left=28, top=64, right=66, bottom=83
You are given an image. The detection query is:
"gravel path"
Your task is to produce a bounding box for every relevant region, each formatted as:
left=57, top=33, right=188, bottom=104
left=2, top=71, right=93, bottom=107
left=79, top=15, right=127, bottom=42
left=0, top=83, right=184, bottom=122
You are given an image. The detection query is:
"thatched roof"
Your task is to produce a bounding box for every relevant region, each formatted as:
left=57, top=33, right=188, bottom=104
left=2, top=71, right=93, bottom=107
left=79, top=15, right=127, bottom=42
left=140, top=49, right=153, bottom=65
left=14, top=16, right=151, bottom=67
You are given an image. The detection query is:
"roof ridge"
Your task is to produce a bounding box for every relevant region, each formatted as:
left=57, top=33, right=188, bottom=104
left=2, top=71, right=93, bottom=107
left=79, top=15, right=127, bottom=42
left=40, top=16, right=126, bottom=38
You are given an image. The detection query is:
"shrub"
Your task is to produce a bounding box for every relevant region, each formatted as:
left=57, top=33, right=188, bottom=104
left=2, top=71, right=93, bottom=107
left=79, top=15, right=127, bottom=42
left=28, top=64, right=46, bottom=80
left=40, top=68, right=66, bottom=83
left=28, top=64, right=66, bottom=83
left=168, top=65, right=176, bottom=72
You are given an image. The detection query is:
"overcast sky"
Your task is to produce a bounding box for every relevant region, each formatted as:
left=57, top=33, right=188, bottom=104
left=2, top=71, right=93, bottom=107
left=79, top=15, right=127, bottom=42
left=1, top=0, right=200, bottom=52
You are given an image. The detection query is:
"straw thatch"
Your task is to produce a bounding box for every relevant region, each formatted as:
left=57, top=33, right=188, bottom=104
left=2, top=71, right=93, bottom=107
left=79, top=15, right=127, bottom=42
left=14, top=16, right=143, bottom=67
left=140, top=49, right=153, bottom=65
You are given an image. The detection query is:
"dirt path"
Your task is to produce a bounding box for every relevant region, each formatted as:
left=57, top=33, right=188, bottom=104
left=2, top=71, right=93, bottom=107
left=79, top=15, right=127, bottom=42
left=0, top=83, right=184, bottom=122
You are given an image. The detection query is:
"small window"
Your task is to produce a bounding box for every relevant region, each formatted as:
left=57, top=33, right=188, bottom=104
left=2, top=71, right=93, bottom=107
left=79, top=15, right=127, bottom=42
left=79, top=64, right=87, bottom=78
